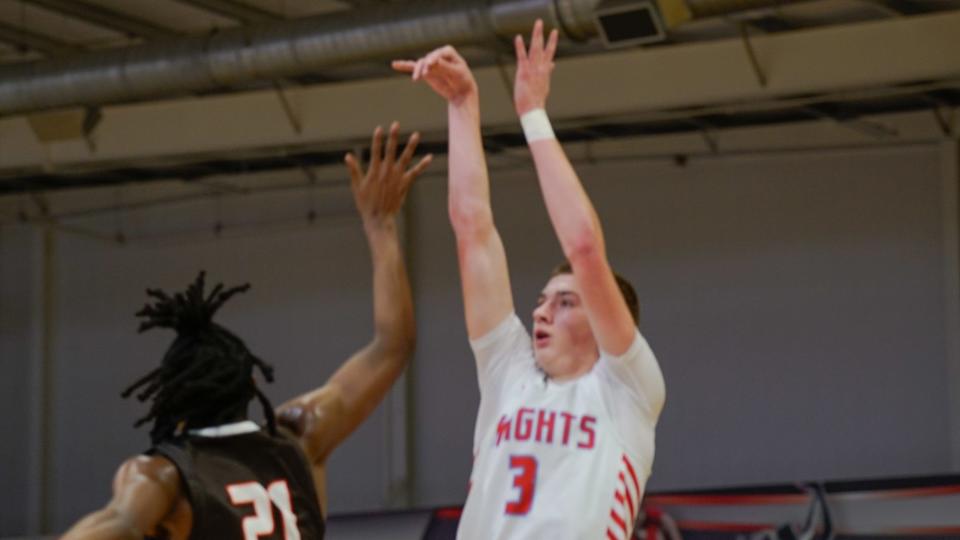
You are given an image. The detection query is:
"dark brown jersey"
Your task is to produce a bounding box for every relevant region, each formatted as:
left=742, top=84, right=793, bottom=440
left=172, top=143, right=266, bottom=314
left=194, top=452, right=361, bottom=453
left=152, top=421, right=325, bottom=540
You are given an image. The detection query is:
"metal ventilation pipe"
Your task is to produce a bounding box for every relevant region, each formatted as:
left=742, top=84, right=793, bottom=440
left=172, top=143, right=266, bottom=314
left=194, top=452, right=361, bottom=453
left=0, top=0, right=603, bottom=116
left=0, top=0, right=807, bottom=116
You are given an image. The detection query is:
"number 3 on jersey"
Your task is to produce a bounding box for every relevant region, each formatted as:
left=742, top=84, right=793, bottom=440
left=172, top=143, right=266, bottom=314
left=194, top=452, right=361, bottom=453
left=505, top=455, right=537, bottom=515
left=227, top=480, right=301, bottom=540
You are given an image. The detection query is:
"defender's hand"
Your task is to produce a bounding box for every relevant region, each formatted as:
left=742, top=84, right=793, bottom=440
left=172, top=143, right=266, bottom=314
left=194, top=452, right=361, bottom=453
left=345, top=122, right=433, bottom=223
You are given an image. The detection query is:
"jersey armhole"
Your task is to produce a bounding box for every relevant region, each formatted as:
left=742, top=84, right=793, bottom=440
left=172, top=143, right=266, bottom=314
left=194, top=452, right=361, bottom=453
left=273, top=426, right=326, bottom=518
left=149, top=442, right=203, bottom=524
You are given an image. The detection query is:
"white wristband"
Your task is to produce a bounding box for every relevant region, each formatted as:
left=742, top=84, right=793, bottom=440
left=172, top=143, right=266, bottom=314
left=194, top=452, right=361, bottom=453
left=520, top=108, right=555, bottom=143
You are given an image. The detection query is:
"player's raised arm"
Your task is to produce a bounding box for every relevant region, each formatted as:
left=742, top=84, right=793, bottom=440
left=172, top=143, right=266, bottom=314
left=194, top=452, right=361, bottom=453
left=277, top=123, right=431, bottom=465
left=393, top=47, right=515, bottom=340
left=515, top=20, right=637, bottom=355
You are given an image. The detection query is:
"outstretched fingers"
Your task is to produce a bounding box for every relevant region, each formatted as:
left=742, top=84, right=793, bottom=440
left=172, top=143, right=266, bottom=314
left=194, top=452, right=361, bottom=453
left=393, top=153, right=430, bottom=206
left=530, top=19, right=544, bottom=61
left=421, top=48, right=446, bottom=78
left=514, top=33, right=527, bottom=64
left=405, top=154, right=434, bottom=184
left=518, top=20, right=558, bottom=64
left=391, top=59, right=416, bottom=74
left=397, top=131, right=421, bottom=171
left=412, top=57, right=426, bottom=80
left=369, top=125, right=384, bottom=170
left=344, top=152, right=363, bottom=192
left=544, top=28, right=559, bottom=62
left=384, top=122, right=400, bottom=166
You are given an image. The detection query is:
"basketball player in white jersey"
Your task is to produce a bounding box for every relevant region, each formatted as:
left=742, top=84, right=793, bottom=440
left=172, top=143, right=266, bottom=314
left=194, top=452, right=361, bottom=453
left=394, top=20, right=666, bottom=540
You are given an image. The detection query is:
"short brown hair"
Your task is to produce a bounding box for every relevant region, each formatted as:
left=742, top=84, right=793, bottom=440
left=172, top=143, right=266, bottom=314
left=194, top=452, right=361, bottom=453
left=550, top=261, right=640, bottom=326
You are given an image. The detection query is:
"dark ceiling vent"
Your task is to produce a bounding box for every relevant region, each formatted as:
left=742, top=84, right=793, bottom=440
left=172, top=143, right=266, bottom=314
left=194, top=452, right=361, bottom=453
left=594, top=0, right=667, bottom=48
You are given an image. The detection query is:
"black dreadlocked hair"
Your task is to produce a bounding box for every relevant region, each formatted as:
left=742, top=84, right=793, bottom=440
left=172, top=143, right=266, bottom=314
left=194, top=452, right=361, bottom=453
left=122, top=271, right=277, bottom=445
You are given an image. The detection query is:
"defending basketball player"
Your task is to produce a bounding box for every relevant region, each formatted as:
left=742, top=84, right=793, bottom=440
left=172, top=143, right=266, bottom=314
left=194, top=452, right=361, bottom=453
left=394, top=21, right=666, bottom=539
left=61, top=123, right=432, bottom=540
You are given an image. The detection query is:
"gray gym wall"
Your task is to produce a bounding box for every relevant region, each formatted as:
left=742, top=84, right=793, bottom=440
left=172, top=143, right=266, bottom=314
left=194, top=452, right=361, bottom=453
left=0, top=225, right=42, bottom=536
left=1, top=142, right=958, bottom=536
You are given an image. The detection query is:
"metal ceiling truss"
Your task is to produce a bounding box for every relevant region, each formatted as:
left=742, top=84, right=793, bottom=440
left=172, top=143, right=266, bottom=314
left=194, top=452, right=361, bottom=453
left=173, top=0, right=286, bottom=24
left=21, top=0, right=177, bottom=41
left=0, top=0, right=844, bottom=116
left=3, top=80, right=958, bottom=196
left=0, top=21, right=71, bottom=56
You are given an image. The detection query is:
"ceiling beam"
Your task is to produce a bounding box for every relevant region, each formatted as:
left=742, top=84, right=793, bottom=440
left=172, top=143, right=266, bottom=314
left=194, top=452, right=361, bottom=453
left=336, top=0, right=399, bottom=5
left=0, top=10, right=958, bottom=172
left=22, top=0, right=177, bottom=41
left=0, top=22, right=71, bottom=56
left=174, top=0, right=285, bottom=24
left=860, top=0, right=939, bottom=16
left=746, top=16, right=799, bottom=33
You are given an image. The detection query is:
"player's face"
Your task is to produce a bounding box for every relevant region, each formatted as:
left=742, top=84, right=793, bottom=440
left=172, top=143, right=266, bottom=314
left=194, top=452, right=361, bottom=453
left=532, top=273, right=598, bottom=380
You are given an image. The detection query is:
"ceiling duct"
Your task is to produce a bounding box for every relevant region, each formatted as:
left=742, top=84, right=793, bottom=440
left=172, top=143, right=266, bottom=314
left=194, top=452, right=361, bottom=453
left=0, top=0, right=604, bottom=116
left=0, top=0, right=809, bottom=116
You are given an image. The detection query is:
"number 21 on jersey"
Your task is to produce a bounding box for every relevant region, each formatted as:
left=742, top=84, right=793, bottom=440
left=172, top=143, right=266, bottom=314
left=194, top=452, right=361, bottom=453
left=227, top=480, right=301, bottom=540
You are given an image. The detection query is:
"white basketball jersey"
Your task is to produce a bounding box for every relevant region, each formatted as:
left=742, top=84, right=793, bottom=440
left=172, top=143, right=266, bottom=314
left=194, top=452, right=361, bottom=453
left=457, top=315, right=665, bottom=540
